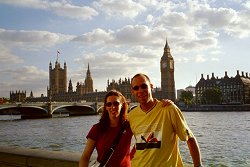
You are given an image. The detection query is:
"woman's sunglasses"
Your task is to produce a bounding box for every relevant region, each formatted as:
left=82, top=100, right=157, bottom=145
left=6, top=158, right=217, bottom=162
left=106, top=101, right=120, bottom=107
left=132, top=83, right=148, bottom=91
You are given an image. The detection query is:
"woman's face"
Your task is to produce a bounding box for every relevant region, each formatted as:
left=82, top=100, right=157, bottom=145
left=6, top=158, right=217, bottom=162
left=106, top=95, right=123, bottom=121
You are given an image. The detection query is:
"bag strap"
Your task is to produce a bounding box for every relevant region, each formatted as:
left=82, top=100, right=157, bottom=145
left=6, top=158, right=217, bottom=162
left=99, top=126, right=125, bottom=167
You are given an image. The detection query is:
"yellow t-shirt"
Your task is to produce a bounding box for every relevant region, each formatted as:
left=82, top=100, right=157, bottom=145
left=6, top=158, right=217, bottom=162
left=128, top=101, right=194, bottom=167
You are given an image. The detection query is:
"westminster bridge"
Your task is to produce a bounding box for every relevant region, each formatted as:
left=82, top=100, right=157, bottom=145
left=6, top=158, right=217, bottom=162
left=0, top=102, right=138, bottom=119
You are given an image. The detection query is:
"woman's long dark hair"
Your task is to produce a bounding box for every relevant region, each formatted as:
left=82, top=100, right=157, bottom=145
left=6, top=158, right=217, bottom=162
left=99, top=90, right=129, bottom=132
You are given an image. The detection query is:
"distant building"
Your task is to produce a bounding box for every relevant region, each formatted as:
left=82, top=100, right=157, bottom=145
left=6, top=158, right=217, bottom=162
left=176, top=86, right=195, bottom=100
left=195, top=71, right=250, bottom=104
left=107, top=78, right=135, bottom=102
left=158, top=38, right=176, bottom=101
left=10, top=90, right=26, bottom=102
left=25, top=59, right=95, bottom=102
left=48, top=60, right=67, bottom=95
left=0, top=97, right=7, bottom=104
left=46, top=61, right=94, bottom=102
left=75, top=63, right=93, bottom=95
left=29, top=91, right=34, bottom=98
left=176, top=89, right=185, bottom=100
left=0, top=98, right=3, bottom=104
left=185, top=85, right=195, bottom=96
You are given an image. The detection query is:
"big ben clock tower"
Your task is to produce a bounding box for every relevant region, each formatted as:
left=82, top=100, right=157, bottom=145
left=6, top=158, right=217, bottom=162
left=160, top=38, right=176, bottom=101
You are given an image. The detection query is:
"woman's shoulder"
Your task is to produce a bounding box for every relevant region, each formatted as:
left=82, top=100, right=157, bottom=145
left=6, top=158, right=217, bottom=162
left=90, top=122, right=102, bottom=131
left=93, top=122, right=100, bottom=126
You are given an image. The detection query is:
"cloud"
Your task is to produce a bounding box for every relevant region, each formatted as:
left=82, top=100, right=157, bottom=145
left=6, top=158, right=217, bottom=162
left=195, top=55, right=206, bottom=62
left=146, top=14, right=153, bottom=22
left=72, top=28, right=114, bottom=44
left=155, top=12, right=189, bottom=27
left=0, top=66, right=47, bottom=82
left=192, top=6, right=238, bottom=28
left=0, top=28, right=73, bottom=50
left=0, top=45, right=23, bottom=64
left=72, top=21, right=220, bottom=57
left=243, top=1, right=250, bottom=9
left=0, top=0, right=98, bottom=20
left=188, top=1, right=250, bottom=38
left=115, top=25, right=152, bottom=44
left=72, top=25, right=166, bottom=48
left=50, top=2, right=98, bottom=20
left=224, top=10, right=250, bottom=38
left=211, top=57, right=219, bottom=62
left=0, top=66, right=48, bottom=97
left=92, top=0, right=146, bottom=18
left=176, top=53, right=219, bottom=64
left=0, top=0, right=47, bottom=8
left=72, top=47, right=159, bottom=82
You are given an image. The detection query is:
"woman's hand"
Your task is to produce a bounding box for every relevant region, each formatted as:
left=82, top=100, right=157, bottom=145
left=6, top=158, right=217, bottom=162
left=161, top=99, right=173, bottom=107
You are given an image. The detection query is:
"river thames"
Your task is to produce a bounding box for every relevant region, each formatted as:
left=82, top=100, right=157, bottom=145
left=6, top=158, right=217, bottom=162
left=0, top=112, right=249, bottom=167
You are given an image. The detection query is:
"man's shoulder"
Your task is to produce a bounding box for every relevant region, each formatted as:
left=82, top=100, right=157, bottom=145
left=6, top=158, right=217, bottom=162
left=129, top=105, right=140, bottom=114
left=156, top=101, right=180, bottom=114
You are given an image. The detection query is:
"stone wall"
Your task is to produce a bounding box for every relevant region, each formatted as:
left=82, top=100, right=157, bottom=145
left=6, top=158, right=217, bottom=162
left=0, top=146, right=194, bottom=167
left=0, top=146, right=82, bottom=167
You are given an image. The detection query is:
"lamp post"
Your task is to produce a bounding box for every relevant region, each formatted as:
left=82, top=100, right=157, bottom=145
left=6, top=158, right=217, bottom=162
left=47, top=90, right=52, bottom=116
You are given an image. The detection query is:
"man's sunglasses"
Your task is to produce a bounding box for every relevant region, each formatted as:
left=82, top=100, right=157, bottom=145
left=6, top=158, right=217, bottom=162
left=132, top=83, right=148, bottom=91
left=106, top=101, right=120, bottom=107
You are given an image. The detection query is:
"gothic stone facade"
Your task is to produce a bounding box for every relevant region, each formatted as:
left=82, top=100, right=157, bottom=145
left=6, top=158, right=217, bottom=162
left=10, top=90, right=26, bottom=102
left=158, top=38, right=176, bottom=101
left=107, top=78, right=135, bottom=102
left=46, top=61, right=94, bottom=102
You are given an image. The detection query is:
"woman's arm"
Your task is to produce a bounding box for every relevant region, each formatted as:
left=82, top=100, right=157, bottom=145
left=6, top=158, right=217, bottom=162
left=79, top=138, right=96, bottom=167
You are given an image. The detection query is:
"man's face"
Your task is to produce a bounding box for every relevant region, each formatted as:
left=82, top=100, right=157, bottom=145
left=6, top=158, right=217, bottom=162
left=131, top=75, right=153, bottom=104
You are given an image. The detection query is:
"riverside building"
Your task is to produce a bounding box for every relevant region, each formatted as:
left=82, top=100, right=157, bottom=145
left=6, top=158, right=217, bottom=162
left=195, top=71, right=250, bottom=104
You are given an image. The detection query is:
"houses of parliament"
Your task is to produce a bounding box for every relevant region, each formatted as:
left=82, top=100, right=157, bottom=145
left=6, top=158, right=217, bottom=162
left=10, top=38, right=176, bottom=103
left=10, top=38, right=250, bottom=104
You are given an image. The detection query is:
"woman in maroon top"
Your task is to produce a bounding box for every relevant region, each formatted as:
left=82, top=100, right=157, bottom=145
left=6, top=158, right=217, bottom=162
left=79, top=90, right=133, bottom=167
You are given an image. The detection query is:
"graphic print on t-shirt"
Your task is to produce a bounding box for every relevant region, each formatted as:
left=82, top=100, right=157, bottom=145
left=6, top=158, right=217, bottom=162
left=135, top=123, right=162, bottom=150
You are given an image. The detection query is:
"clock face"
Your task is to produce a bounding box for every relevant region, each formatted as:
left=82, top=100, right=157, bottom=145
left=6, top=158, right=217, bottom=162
left=162, top=62, right=167, bottom=68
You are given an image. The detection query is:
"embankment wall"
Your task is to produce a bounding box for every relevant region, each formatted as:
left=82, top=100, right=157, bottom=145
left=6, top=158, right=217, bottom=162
left=0, top=146, right=85, bottom=167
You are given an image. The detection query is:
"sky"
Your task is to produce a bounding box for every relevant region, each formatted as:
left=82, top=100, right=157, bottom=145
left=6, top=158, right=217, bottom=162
left=0, top=0, right=250, bottom=98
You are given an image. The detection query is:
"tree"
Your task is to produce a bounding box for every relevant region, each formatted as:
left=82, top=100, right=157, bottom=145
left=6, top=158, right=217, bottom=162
left=201, top=87, right=222, bottom=104
left=179, top=90, right=194, bottom=107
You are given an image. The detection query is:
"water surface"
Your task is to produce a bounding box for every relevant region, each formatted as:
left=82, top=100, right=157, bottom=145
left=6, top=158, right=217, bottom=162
left=0, top=112, right=249, bottom=167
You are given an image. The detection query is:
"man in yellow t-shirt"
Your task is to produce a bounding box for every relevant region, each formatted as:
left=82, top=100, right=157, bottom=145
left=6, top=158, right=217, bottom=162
left=129, top=73, right=202, bottom=167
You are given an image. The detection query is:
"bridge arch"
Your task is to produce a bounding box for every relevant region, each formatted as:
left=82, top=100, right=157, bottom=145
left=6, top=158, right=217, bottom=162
left=0, top=106, right=49, bottom=119
left=52, top=105, right=97, bottom=116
